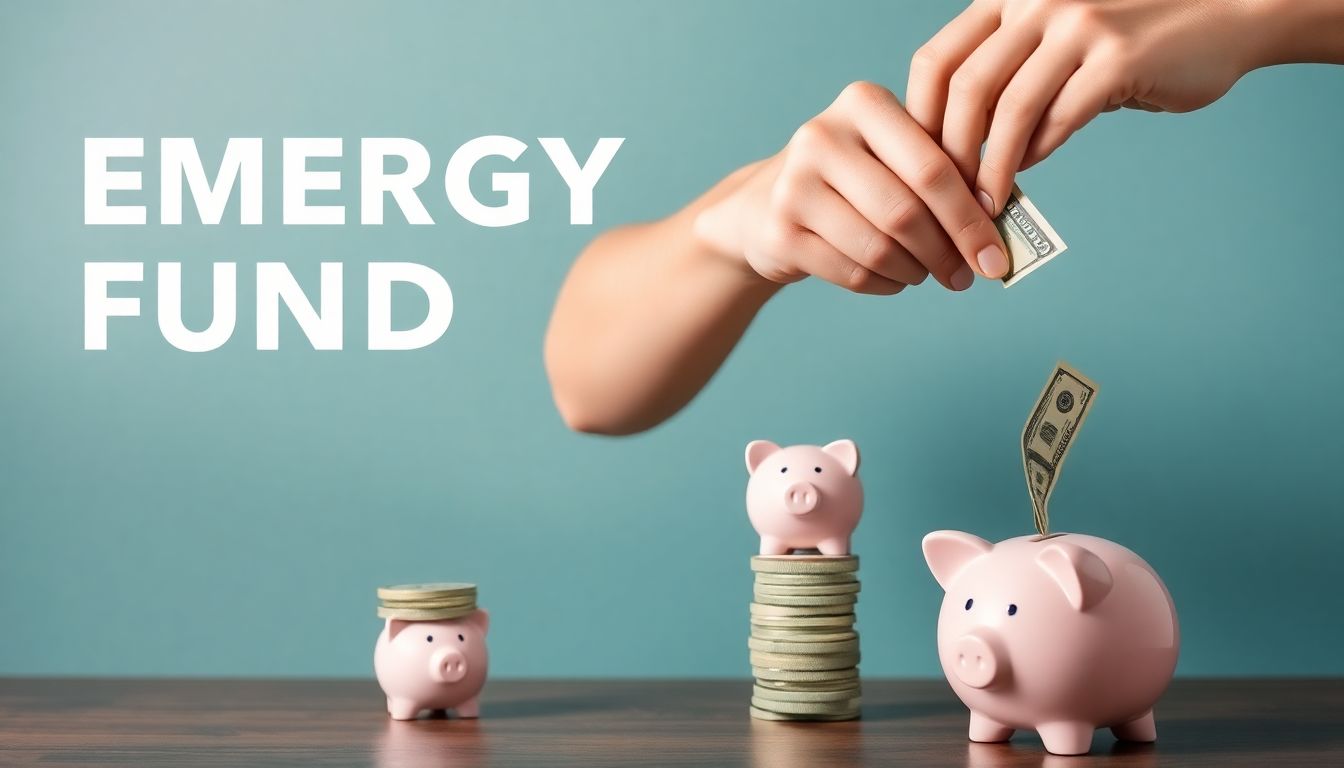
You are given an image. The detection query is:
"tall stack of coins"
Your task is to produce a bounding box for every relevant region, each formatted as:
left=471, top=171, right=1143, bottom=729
left=749, top=555, right=860, bottom=721
left=376, top=583, right=478, bottom=620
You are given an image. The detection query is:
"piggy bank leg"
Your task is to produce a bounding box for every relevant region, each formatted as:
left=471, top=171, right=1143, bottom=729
left=816, top=537, right=850, bottom=556
left=1036, top=722, right=1094, bottom=755
left=759, top=537, right=790, bottom=556
left=455, top=696, right=481, bottom=719
left=387, top=697, right=421, bottom=721
left=1111, top=710, right=1156, bottom=742
left=968, top=710, right=1013, bottom=743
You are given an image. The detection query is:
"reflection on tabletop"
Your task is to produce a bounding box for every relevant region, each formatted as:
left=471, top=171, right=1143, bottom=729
left=965, top=740, right=1158, bottom=768
left=750, top=718, right=864, bottom=767
left=376, top=716, right=489, bottom=768
left=748, top=718, right=1161, bottom=768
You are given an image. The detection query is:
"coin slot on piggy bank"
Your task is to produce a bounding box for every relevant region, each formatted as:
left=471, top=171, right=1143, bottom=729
left=922, top=531, right=1179, bottom=755
left=373, top=583, right=489, bottom=720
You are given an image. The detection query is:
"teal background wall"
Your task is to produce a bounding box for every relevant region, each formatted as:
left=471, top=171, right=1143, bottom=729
left=2, top=0, right=1342, bottom=678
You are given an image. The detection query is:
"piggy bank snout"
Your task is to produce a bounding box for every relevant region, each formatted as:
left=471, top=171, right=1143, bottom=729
left=951, top=632, right=1003, bottom=689
left=783, top=481, right=819, bottom=515
left=431, top=647, right=469, bottom=684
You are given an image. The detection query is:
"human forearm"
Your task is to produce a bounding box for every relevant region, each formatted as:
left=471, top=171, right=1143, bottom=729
left=546, top=81, right=1008, bottom=435
left=1248, top=0, right=1344, bottom=67
left=544, top=164, right=781, bottom=435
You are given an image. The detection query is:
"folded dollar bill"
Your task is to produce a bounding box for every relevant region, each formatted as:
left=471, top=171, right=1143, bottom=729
left=996, top=185, right=1068, bottom=287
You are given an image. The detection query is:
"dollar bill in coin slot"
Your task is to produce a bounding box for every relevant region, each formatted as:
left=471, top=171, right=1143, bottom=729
left=1021, top=362, right=1098, bottom=535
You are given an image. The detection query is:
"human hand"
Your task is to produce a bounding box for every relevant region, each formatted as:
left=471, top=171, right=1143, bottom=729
left=907, top=0, right=1264, bottom=216
left=694, top=81, right=1011, bottom=292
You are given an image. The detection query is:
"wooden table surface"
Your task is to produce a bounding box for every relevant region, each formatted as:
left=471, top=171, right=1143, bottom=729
left=1, top=678, right=1340, bottom=767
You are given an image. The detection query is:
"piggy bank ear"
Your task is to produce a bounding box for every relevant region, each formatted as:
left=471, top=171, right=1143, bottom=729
left=386, top=618, right=411, bottom=641
left=922, top=530, right=992, bottom=591
left=822, top=439, right=860, bottom=475
left=1036, top=541, right=1113, bottom=612
left=745, top=440, right=781, bottom=474
left=465, top=609, right=490, bottom=636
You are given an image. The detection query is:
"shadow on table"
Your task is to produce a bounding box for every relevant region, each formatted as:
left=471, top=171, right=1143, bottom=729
left=1148, top=716, right=1344, bottom=755
left=961, top=715, right=1344, bottom=765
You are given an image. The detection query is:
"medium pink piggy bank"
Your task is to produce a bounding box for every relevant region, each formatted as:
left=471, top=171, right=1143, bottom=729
left=922, top=531, right=1178, bottom=755
left=373, top=610, right=490, bottom=720
left=745, top=439, right=863, bottom=555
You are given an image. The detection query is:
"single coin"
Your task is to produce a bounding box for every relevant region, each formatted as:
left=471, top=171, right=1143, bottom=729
left=754, top=677, right=862, bottom=692
left=751, top=555, right=858, bottom=575
left=376, top=583, right=476, bottom=601
left=753, top=582, right=861, bottom=596
left=752, top=592, right=858, bottom=607
left=748, top=637, right=860, bottom=655
left=753, top=572, right=858, bottom=587
left=378, top=597, right=477, bottom=610
left=749, top=627, right=857, bottom=643
left=749, top=613, right=856, bottom=628
left=376, top=605, right=477, bottom=621
left=752, top=666, right=860, bottom=683
left=752, top=685, right=861, bottom=703
left=749, top=651, right=860, bottom=671
left=750, top=696, right=860, bottom=716
left=749, top=705, right=860, bottom=722
left=750, top=602, right=853, bottom=618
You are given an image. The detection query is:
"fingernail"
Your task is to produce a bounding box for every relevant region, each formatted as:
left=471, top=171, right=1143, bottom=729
left=977, top=189, right=996, bottom=216
left=977, top=245, right=1008, bottom=278
left=950, top=263, right=974, bottom=291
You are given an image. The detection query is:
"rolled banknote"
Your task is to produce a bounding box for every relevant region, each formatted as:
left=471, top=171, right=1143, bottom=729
left=1022, top=362, right=1098, bottom=535
left=995, top=185, right=1068, bottom=287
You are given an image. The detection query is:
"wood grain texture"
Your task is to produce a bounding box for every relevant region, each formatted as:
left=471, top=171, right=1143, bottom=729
left=1, top=678, right=1341, bottom=767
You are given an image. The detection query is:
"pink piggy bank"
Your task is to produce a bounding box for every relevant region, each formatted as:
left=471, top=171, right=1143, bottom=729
left=373, top=610, right=490, bottom=720
left=922, top=531, right=1178, bottom=755
left=745, top=439, right=863, bottom=555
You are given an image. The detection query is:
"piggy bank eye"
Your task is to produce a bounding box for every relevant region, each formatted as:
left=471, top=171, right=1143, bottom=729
left=1007, top=604, right=1018, bottom=616
left=813, top=466, right=821, bottom=473
left=457, top=634, right=465, bottom=642
left=964, top=598, right=973, bottom=610
left=426, top=635, right=434, bottom=643
left=780, top=466, right=788, bottom=473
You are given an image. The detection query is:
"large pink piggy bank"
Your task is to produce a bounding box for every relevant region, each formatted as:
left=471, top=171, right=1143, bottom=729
left=373, top=610, right=490, bottom=720
left=745, top=439, right=863, bottom=555
left=922, top=531, right=1178, bottom=755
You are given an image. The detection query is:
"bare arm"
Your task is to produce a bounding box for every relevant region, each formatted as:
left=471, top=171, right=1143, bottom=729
left=1255, top=0, right=1344, bottom=67
left=544, top=162, right=782, bottom=435
left=545, top=82, right=1009, bottom=435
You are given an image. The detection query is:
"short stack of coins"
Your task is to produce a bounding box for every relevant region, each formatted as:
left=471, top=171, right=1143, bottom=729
left=749, top=555, right=860, bottom=721
left=376, top=583, right=477, bottom=620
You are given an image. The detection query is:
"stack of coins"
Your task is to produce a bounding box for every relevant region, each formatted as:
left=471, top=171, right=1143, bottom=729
left=749, top=555, right=861, bottom=721
left=376, top=583, right=478, bottom=620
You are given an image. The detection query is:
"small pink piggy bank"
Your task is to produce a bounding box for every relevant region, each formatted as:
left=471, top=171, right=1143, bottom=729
left=373, top=610, right=490, bottom=720
left=745, top=439, right=863, bottom=555
left=922, top=531, right=1178, bottom=755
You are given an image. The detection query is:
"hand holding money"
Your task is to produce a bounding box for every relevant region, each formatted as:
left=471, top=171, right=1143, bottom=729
left=547, top=82, right=1069, bottom=439
left=692, top=80, right=1010, bottom=294
left=993, top=185, right=1068, bottom=287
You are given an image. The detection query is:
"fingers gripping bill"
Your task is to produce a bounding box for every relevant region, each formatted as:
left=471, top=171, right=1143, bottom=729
left=995, top=184, right=1068, bottom=287
left=1022, top=362, right=1098, bottom=535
